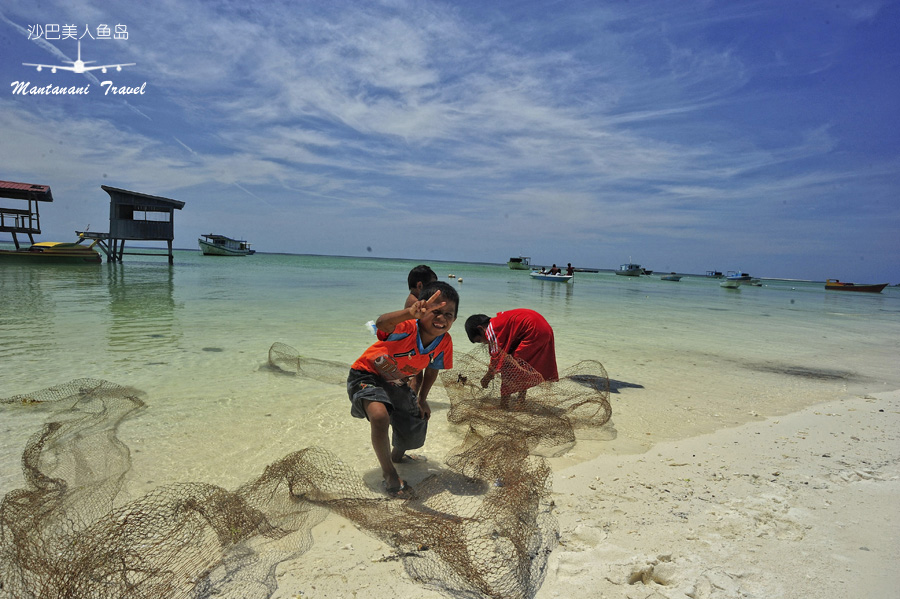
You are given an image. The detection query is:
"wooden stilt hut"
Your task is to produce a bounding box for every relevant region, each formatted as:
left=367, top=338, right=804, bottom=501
left=79, top=185, right=185, bottom=264
left=0, top=180, right=54, bottom=248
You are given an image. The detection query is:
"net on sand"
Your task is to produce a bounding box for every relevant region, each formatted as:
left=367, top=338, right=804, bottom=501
left=1, top=346, right=609, bottom=599
left=0, top=379, right=325, bottom=599
left=440, top=345, right=611, bottom=457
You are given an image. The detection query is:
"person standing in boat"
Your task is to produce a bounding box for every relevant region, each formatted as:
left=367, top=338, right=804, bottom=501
left=464, top=309, right=558, bottom=406
left=566, top=263, right=574, bottom=276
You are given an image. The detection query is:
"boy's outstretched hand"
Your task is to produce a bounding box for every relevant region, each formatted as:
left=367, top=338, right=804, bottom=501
left=375, top=290, right=448, bottom=334
left=408, top=290, right=445, bottom=319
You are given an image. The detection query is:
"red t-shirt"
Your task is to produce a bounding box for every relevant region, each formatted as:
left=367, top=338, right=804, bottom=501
left=486, top=309, right=558, bottom=384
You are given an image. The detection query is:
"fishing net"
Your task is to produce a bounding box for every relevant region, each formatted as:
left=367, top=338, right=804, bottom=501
left=266, top=342, right=349, bottom=385
left=0, top=379, right=325, bottom=599
left=1, top=346, right=610, bottom=599
left=440, top=345, right=611, bottom=457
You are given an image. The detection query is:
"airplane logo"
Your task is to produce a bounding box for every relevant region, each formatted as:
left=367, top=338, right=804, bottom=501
left=23, top=41, right=135, bottom=74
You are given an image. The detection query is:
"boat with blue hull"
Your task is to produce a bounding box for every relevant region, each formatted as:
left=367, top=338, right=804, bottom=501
left=721, top=270, right=755, bottom=288
left=530, top=272, right=573, bottom=283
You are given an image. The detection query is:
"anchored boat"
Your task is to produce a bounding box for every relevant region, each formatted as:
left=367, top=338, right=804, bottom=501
left=825, top=279, right=888, bottom=293
left=0, top=239, right=102, bottom=264
left=199, top=234, right=255, bottom=256
left=615, top=262, right=643, bottom=276
left=720, top=270, right=756, bottom=288
left=507, top=255, right=531, bottom=270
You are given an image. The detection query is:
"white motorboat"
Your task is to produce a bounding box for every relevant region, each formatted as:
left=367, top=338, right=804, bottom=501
left=615, top=262, right=643, bottom=276
left=530, top=271, right=573, bottom=282
left=725, top=270, right=752, bottom=282
left=720, top=270, right=753, bottom=288
left=199, top=234, right=255, bottom=256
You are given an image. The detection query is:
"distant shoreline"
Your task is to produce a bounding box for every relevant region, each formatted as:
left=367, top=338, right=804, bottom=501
left=2, top=239, right=895, bottom=285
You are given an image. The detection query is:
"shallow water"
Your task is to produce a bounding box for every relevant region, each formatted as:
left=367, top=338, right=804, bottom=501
left=2, top=251, right=899, bottom=497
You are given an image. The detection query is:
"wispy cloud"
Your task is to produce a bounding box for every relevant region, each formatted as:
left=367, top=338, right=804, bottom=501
left=1, top=0, right=897, bottom=280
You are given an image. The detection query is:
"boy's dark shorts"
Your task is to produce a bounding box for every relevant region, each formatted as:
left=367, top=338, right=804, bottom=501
left=347, top=368, right=427, bottom=452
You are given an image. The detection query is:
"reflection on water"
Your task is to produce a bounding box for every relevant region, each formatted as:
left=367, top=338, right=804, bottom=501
left=0, top=264, right=104, bottom=369
left=534, top=279, right=574, bottom=303
left=822, top=288, right=888, bottom=315
left=107, top=263, right=179, bottom=358
left=0, top=261, right=180, bottom=390
left=0, top=266, right=59, bottom=363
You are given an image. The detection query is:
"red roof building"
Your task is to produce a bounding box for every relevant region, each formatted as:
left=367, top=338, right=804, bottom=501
left=0, top=179, right=54, bottom=248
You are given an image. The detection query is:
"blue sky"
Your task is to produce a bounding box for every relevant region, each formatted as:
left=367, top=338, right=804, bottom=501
left=1, top=0, right=898, bottom=282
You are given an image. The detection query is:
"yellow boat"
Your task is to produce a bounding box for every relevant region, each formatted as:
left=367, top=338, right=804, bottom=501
left=0, top=240, right=102, bottom=264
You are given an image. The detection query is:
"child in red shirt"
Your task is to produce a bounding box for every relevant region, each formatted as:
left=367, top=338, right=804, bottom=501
left=464, top=309, right=558, bottom=402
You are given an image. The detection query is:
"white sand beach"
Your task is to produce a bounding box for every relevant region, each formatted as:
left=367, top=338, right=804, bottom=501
left=270, top=389, right=900, bottom=599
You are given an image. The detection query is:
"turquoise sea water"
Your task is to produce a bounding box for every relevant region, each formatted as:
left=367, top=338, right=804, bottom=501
left=2, top=251, right=899, bottom=499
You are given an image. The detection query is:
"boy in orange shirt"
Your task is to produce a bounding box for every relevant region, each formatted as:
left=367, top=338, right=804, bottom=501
left=348, top=281, right=458, bottom=498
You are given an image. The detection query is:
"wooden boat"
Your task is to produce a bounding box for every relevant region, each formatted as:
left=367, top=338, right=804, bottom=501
left=530, top=271, right=573, bottom=282
left=507, top=255, right=531, bottom=270
left=0, top=237, right=102, bottom=264
left=615, top=262, right=642, bottom=276
left=660, top=273, right=682, bottom=281
left=719, top=271, right=752, bottom=289
left=199, top=234, right=255, bottom=256
left=825, top=279, right=888, bottom=293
